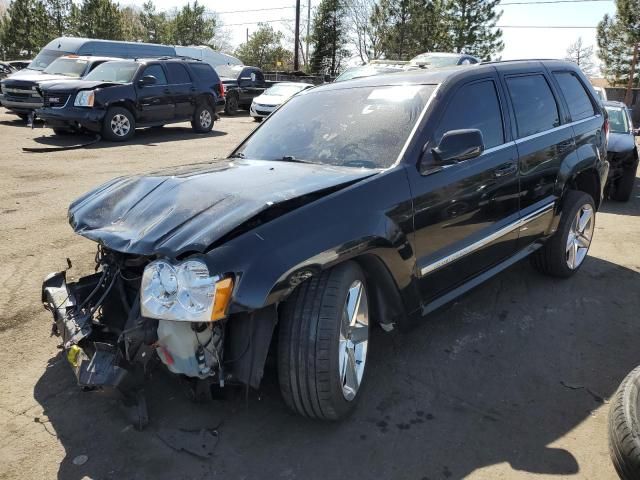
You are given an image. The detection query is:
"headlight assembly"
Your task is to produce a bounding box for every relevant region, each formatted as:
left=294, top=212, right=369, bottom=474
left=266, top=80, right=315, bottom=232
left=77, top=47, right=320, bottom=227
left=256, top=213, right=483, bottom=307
left=141, top=258, right=233, bottom=322
left=74, top=90, right=95, bottom=107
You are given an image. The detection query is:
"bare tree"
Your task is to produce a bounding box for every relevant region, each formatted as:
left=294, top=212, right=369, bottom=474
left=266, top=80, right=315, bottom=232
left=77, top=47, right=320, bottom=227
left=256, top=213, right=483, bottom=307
left=344, top=0, right=380, bottom=63
left=565, top=37, right=596, bottom=76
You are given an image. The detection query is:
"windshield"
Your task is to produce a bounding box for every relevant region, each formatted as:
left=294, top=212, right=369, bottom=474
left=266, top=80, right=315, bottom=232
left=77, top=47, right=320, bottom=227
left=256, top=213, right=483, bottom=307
left=28, top=49, right=72, bottom=71
left=264, top=84, right=309, bottom=97
left=216, top=64, right=243, bottom=79
left=43, top=58, right=89, bottom=77
left=236, top=84, right=436, bottom=169
left=83, top=61, right=139, bottom=84
left=605, top=106, right=630, bottom=134
left=411, top=54, right=460, bottom=67
left=335, top=66, right=402, bottom=82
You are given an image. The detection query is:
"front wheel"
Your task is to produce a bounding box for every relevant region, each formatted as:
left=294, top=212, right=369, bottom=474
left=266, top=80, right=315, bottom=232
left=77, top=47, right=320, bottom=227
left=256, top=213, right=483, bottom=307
left=102, top=106, right=135, bottom=142
left=191, top=103, right=214, bottom=133
left=278, top=261, right=370, bottom=420
left=609, top=366, right=640, bottom=479
left=530, top=190, right=595, bottom=277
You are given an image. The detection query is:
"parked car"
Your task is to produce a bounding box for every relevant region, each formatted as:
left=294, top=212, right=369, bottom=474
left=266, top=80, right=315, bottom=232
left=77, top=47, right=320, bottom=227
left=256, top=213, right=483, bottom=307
left=602, top=100, right=638, bottom=201
left=0, top=62, right=16, bottom=80
left=249, top=81, right=313, bottom=121
left=409, top=52, right=480, bottom=67
left=42, top=60, right=608, bottom=426
left=36, top=58, right=225, bottom=140
left=593, top=86, right=608, bottom=102
left=0, top=55, right=119, bottom=120
left=216, top=64, right=266, bottom=115
left=334, top=64, right=408, bottom=82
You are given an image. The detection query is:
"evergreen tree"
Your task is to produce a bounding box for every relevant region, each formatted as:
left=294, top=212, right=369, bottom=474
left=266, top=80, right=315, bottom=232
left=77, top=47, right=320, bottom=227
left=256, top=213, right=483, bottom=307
left=445, top=0, right=503, bottom=60
left=597, top=10, right=639, bottom=86
left=120, top=5, right=144, bottom=41
left=1, top=0, right=51, bottom=58
left=311, top=0, right=349, bottom=76
left=235, top=23, right=293, bottom=69
left=77, top=0, right=123, bottom=40
left=44, top=0, right=71, bottom=36
left=172, top=1, right=215, bottom=46
left=139, top=0, right=171, bottom=44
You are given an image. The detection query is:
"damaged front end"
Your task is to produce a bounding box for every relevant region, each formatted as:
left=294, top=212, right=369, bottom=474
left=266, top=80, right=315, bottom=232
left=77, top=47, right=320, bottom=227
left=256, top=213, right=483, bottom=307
left=42, top=247, right=231, bottom=428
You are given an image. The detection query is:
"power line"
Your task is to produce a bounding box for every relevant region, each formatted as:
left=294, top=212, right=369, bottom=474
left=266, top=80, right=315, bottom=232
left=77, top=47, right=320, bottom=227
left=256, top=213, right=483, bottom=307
left=501, top=0, right=611, bottom=3
left=215, top=6, right=295, bottom=15
left=219, top=19, right=296, bottom=27
left=497, top=24, right=597, bottom=28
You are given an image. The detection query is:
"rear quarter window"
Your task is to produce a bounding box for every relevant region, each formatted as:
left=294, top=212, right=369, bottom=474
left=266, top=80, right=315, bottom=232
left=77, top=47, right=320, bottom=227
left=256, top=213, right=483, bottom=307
left=552, top=71, right=596, bottom=121
left=506, top=74, right=560, bottom=138
left=188, top=63, right=220, bottom=83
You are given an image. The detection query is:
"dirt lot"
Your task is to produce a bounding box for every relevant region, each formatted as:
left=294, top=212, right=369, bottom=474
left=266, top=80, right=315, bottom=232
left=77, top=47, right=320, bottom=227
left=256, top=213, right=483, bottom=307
left=0, top=109, right=638, bottom=480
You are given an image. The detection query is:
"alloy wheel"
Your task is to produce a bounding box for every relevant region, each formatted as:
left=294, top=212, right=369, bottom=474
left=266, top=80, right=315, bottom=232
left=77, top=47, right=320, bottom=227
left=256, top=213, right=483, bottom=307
left=110, top=114, right=130, bottom=137
left=200, top=109, right=212, bottom=129
left=566, top=204, right=594, bottom=269
left=338, top=280, right=369, bottom=401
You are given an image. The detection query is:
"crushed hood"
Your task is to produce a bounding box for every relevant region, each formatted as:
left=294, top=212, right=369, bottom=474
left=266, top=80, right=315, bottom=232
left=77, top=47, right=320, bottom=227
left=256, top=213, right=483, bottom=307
left=69, top=159, right=375, bottom=257
left=39, top=79, right=119, bottom=92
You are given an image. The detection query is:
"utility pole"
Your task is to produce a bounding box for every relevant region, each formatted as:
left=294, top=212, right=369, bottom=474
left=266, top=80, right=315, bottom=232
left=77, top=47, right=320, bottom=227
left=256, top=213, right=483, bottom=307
left=294, top=0, right=301, bottom=71
left=306, top=1, right=311, bottom=71
left=246, top=28, right=249, bottom=44
left=624, top=43, right=639, bottom=107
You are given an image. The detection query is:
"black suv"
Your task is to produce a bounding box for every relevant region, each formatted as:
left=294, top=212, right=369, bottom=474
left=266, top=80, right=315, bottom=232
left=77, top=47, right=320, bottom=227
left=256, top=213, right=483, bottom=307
left=43, top=60, right=608, bottom=425
left=36, top=58, right=225, bottom=141
left=216, top=64, right=266, bottom=115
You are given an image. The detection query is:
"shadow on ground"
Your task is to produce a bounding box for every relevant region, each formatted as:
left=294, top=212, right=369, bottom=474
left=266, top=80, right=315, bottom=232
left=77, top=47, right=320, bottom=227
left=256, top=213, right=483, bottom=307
left=33, top=214, right=640, bottom=480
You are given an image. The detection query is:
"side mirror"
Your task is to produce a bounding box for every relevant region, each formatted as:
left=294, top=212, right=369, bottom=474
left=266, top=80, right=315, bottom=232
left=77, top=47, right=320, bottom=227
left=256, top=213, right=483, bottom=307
left=431, top=129, right=484, bottom=164
left=138, top=75, right=157, bottom=87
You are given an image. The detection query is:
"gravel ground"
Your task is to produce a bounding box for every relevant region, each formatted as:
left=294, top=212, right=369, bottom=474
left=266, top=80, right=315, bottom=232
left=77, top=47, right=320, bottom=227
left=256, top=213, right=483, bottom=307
left=0, top=110, right=638, bottom=480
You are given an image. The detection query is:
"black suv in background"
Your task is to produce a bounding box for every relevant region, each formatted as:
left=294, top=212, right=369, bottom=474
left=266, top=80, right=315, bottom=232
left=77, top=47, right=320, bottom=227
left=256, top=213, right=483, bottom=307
left=36, top=58, right=225, bottom=141
left=216, top=64, right=266, bottom=115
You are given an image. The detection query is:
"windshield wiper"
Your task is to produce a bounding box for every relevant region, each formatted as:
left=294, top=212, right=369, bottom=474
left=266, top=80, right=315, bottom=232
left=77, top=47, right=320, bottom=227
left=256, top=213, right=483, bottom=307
left=279, top=155, right=313, bottom=164
left=228, top=152, right=245, bottom=159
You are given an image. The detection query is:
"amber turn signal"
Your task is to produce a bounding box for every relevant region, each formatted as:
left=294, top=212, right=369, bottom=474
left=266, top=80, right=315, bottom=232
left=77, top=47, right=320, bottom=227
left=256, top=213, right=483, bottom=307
left=211, top=277, right=234, bottom=321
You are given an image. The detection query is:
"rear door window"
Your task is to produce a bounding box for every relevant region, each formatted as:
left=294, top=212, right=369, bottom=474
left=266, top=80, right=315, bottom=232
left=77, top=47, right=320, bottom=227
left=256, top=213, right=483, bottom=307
left=506, top=74, right=560, bottom=138
left=165, top=63, right=192, bottom=84
left=142, top=65, right=167, bottom=85
left=552, top=71, right=595, bottom=121
left=189, top=63, right=219, bottom=82
left=434, top=79, right=504, bottom=149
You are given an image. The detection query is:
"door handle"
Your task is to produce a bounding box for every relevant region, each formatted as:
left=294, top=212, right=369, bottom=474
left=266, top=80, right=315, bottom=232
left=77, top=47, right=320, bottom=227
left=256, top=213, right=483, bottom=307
left=493, top=163, right=517, bottom=178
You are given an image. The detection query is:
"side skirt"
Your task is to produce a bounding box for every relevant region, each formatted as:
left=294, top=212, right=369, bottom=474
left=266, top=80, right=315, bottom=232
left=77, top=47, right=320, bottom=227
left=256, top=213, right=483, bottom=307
left=420, top=242, right=542, bottom=316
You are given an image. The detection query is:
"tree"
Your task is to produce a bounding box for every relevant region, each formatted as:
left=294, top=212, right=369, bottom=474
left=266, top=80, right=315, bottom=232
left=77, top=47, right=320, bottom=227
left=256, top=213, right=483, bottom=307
left=345, top=0, right=380, bottom=63
left=138, top=1, right=171, bottom=43
left=445, top=0, right=503, bottom=60
left=172, top=1, right=215, bottom=46
left=44, top=0, right=71, bottom=36
left=597, top=0, right=640, bottom=87
left=311, top=0, right=349, bottom=76
left=565, top=37, right=595, bottom=76
left=76, top=0, right=123, bottom=40
left=120, top=5, right=144, bottom=41
left=235, top=23, right=293, bottom=70
left=0, top=0, right=51, bottom=58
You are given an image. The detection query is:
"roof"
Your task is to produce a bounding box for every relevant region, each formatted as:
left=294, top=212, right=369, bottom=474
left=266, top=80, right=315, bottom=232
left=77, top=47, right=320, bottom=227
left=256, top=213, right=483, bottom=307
left=58, top=55, right=121, bottom=62
left=314, top=59, right=582, bottom=93
left=43, top=37, right=174, bottom=51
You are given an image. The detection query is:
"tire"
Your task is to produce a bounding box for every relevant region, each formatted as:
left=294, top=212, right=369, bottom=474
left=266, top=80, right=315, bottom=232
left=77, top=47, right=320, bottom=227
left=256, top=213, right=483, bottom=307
left=530, top=190, right=595, bottom=278
left=102, top=106, right=135, bottom=142
left=224, top=94, right=238, bottom=115
left=191, top=103, right=214, bottom=133
left=611, top=165, right=637, bottom=202
left=253, top=117, right=262, bottom=122
left=609, top=365, right=640, bottom=479
left=278, top=261, right=370, bottom=420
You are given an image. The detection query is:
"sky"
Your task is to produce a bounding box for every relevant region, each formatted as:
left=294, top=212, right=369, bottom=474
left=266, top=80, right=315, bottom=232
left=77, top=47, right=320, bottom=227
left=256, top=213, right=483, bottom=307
left=121, top=0, right=618, bottom=69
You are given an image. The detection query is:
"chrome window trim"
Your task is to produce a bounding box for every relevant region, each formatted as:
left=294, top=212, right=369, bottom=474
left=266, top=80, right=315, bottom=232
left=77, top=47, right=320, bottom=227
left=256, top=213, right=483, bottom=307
left=419, top=201, right=555, bottom=277
left=514, top=115, right=600, bottom=144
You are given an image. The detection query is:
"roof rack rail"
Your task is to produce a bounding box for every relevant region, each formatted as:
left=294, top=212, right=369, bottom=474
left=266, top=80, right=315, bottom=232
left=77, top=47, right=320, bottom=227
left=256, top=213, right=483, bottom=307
left=479, top=58, right=559, bottom=65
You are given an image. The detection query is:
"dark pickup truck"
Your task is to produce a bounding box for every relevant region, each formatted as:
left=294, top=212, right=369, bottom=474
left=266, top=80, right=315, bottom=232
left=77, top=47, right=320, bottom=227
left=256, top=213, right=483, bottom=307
left=37, top=57, right=225, bottom=140
left=216, top=64, right=266, bottom=115
left=42, top=60, right=608, bottom=427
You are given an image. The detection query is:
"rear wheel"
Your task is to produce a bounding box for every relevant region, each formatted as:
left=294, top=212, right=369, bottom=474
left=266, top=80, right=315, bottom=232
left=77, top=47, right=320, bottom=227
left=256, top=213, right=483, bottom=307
left=224, top=94, right=238, bottom=115
left=102, top=106, right=135, bottom=142
left=278, top=261, right=369, bottom=420
left=609, top=365, right=640, bottom=479
left=531, top=190, right=595, bottom=277
left=191, top=103, right=214, bottom=133
left=611, top=165, right=637, bottom=202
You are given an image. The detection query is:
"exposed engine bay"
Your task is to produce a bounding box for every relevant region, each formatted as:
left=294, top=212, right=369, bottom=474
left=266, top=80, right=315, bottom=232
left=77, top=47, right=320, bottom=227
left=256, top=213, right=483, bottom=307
left=42, top=247, right=244, bottom=429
